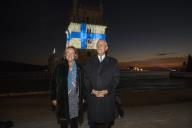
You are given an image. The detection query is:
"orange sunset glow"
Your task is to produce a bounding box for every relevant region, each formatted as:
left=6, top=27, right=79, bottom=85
left=119, top=56, right=187, bottom=70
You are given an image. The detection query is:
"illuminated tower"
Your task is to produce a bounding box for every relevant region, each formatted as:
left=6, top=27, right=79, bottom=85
left=70, top=0, right=105, bottom=25
left=66, top=0, right=107, bottom=63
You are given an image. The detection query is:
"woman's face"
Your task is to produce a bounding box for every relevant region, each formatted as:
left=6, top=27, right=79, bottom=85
left=65, top=48, right=75, bottom=62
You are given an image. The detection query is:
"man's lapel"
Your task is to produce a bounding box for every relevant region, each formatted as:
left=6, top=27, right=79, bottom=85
left=99, top=56, right=110, bottom=75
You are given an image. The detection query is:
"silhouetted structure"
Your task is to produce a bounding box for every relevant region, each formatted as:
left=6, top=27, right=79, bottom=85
left=48, top=48, right=59, bottom=74
left=186, top=54, right=192, bottom=72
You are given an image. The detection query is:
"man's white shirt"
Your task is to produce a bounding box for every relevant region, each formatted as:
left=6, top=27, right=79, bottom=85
left=98, top=54, right=105, bottom=62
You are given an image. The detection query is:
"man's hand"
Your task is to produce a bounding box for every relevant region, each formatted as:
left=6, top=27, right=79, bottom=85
left=91, top=89, right=98, bottom=95
left=91, top=89, right=108, bottom=98
left=52, top=100, right=57, bottom=106
left=100, top=90, right=108, bottom=95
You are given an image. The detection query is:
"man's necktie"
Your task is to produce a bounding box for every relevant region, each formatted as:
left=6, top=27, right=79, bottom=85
left=99, top=56, right=102, bottom=62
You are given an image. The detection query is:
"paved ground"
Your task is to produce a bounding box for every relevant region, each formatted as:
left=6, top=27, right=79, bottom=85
left=1, top=95, right=192, bottom=128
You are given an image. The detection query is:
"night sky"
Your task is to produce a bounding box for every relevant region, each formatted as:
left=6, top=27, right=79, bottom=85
left=1, top=0, right=192, bottom=67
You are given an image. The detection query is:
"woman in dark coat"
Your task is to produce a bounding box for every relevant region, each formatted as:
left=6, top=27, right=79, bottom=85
left=50, top=46, right=84, bottom=128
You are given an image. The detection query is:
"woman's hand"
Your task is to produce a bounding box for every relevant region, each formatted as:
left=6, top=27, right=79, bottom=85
left=52, top=100, right=57, bottom=106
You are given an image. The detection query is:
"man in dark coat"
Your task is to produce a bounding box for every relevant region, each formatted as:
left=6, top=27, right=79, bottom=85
left=84, top=39, right=120, bottom=128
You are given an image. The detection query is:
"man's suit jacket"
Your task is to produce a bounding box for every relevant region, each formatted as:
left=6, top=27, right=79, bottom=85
left=84, top=55, right=120, bottom=123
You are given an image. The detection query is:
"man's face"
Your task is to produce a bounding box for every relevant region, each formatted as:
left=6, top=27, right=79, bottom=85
left=96, top=40, right=108, bottom=56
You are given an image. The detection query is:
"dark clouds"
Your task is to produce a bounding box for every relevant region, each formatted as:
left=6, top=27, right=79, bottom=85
left=156, top=52, right=177, bottom=56
left=1, top=0, right=192, bottom=65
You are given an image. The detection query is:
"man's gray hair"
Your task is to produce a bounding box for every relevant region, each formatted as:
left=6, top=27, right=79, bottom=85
left=97, top=39, right=108, bottom=49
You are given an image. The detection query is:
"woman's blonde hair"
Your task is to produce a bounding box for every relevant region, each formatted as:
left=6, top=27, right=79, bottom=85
left=64, top=46, right=78, bottom=60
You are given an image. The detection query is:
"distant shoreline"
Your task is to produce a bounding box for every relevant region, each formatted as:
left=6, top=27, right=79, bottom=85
left=169, top=71, right=192, bottom=78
